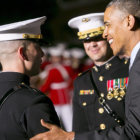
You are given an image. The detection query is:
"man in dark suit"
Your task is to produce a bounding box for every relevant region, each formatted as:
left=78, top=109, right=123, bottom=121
left=30, top=0, right=140, bottom=140
left=0, top=17, right=60, bottom=140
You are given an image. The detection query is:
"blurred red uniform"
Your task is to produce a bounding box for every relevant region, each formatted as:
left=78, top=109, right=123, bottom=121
left=40, top=46, right=73, bottom=131
left=40, top=63, right=72, bottom=105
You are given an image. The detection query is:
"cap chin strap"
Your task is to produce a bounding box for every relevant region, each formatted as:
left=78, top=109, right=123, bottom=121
left=0, top=34, right=42, bottom=41
left=77, top=26, right=104, bottom=40
left=23, top=34, right=42, bottom=39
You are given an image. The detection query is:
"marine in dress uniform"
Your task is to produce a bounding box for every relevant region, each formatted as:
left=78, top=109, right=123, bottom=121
left=73, top=56, right=129, bottom=132
left=68, top=13, right=129, bottom=133
left=0, top=17, right=60, bottom=140
left=70, top=48, right=86, bottom=81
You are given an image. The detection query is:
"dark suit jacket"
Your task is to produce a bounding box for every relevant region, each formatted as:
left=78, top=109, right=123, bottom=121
left=0, top=72, right=60, bottom=140
left=75, top=50, right=140, bottom=140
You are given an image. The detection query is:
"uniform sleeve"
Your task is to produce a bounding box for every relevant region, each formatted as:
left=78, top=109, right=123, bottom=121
left=72, top=79, right=89, bottom=132
left=19, top=95, right=60, bottom=138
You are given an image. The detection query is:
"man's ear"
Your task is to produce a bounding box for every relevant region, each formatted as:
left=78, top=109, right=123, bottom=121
left=127, top=15, right=135, bottom=30
left=18, top=47, right=28, bottom=60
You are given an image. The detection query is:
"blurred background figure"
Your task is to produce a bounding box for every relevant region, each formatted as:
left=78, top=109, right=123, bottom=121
left=40, top=46, right=51, bottom=71
left=62, top=49, right=72, bottom=66
left=62, top=49, right=74, bottom=97
left=82, top=57, right=94, bottom=72
left=70, top=47, right=85, bottom=80
left=57, top=42, right=66, bottom=52
left=39, top=46, right=73, bottom=131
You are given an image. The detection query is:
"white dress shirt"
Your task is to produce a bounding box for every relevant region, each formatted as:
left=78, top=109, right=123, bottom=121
left=129, top=41, right=140, bottom=70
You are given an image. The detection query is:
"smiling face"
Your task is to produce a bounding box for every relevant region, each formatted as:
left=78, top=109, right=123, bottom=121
left=103, top=6, right=130, bottom=56
left=83, top=36, right=113, bottom=65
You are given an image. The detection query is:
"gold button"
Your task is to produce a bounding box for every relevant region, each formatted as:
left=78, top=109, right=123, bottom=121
left=100, top=93, right=104, bottom=97
left=98, top=108, right=104, bottom=114
left=117, top=97, right=122, bottom=101
left=117, top=120, right=120, bottom=123
left=93, top=66, right=98, bottom=72
left=105, top=63, right=112, bottom=70
left=124, top=59, right=128, bottom=64
left=100, top=123, right=106, bottom=130
left=78, top=73, right=82, bottom=76
left=82, top=102, right=87, bottom=106
left=21, top=82, right=25, bottom=85
left=99, top=76, right=104, bottom=81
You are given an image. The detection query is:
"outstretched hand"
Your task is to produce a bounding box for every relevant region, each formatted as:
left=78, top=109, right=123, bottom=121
left=30, top=119, right=75, bottom=140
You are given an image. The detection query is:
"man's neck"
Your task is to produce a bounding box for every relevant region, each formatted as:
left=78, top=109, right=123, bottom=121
left=127, top=30, right=140, bottom=56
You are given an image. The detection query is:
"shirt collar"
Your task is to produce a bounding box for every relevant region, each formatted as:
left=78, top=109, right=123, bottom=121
left=129, top=41, right=140, bottom=70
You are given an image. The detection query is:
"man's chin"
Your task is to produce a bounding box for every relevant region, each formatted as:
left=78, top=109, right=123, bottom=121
left=112, top=48, right=121, bottom=56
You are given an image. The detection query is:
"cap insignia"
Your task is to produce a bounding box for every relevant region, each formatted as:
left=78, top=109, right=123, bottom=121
left=93, top=66, right=98, bottom=72
left=105, top=63, right=112, bottom=70
left=82, top=18, right=90, bottom=23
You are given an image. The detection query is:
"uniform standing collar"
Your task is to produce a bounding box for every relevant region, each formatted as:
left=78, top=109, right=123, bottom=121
left=0, top=72, right=30, bottom=85
left=95, top=56, right=115, bottom=67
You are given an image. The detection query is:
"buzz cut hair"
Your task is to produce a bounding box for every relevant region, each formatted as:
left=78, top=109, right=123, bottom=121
left=106, top=0, right=140, bottom=19
left=0, top=40, right=36, bottom=61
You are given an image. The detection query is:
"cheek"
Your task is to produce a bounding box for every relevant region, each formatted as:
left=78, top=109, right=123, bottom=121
left=83, top=44, right=89, bottom=52
left=113, top=26, right=121, bottom=40
left=98, top=42, right=107, bottom=51
left=100, top=48, right=108, bottom=56
left=108, top=25, right=117, bottom=38
left=83, top=43, right=87, bottom=49
left=98, top=41, right=107, bottom=47
left=112, top=45, right=120, bottom=56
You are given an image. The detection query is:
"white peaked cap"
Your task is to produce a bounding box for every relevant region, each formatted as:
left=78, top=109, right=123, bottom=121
left=56, top=42, right=67, bottom=51
left=68, top=13, right=104, bottom=40
left=41, top=47, right=48, bottom=54
left=49, top=47, right=62, bottom=56
left=62, top=50, right=71, bottom=58
left=0, top=16, right=46, bottom=41
left=70, top=48, right=85, bottom=59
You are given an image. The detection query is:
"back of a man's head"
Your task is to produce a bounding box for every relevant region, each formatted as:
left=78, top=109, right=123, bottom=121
left=0, top=40, right=33, bottom=64
left=0, top=41, right=22, bottom=61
